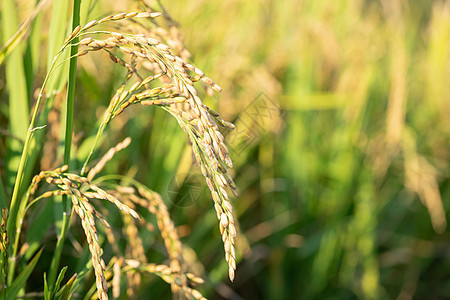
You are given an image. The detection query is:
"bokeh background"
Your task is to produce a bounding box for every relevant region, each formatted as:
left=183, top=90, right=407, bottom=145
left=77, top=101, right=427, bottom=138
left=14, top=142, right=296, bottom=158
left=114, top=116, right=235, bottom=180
left=158, top=1, right=450, bottom=299
left=1, top=0, right=450, bottom=299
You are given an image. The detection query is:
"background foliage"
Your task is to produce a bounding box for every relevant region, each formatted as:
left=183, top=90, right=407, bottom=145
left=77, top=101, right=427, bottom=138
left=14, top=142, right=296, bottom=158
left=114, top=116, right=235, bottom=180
left=1, top=0, right=450, bottom=299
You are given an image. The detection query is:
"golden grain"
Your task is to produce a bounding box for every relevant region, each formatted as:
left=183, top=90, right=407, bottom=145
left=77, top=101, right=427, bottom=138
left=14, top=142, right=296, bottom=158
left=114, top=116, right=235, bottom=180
left=113, top=13, right=127, bottom=20
left=79, top=37, right=92, bottom=45
left=125, top=12, right=138, bottom=18
left=70, top=194, right=108, bottom=299
left=99, top=15, right=113, bottom=23
left=111, top=32, right=124, bottom=40
left=136, top=12, right=151, bottom=18
left=150, top=12, right=163, bottom=18
left=76, top=50, right=88, bottom=57
left=83, top=20, right=97, bottom=30
left=220, top=213, right=229, bottom=228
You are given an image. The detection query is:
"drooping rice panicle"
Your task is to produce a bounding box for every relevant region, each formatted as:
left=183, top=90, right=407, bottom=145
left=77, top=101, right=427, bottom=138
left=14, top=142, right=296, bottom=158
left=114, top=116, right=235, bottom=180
left=64, top=11, right=239, bottom=280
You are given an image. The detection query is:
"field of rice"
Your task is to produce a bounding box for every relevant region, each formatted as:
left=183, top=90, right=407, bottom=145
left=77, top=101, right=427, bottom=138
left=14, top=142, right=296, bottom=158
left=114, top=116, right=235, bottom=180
left=1, top=0, right=449, bottom=299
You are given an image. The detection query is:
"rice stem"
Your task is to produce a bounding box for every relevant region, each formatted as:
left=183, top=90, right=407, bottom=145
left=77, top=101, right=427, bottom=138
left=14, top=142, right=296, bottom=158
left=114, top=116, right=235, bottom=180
left=48, top=0, right=82, bottom=290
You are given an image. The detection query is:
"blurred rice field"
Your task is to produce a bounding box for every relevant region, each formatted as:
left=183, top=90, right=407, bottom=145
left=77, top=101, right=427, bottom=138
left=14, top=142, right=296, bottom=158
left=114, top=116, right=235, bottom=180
left=160, top=0, right=450, bottom=299
left=1, top=0, right=450, bottom=299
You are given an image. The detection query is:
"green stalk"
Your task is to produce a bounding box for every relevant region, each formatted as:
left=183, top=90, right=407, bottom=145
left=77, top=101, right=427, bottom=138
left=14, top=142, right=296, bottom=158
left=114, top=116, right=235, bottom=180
left=81, top=119, right=109, bottom=176
left=6, top=50, right=81, bottom=284
left=63, top=2, right=81, bottom=173
left=47, top=0, right=82, bottom=290
left=80, top=73, right=130, bottom=176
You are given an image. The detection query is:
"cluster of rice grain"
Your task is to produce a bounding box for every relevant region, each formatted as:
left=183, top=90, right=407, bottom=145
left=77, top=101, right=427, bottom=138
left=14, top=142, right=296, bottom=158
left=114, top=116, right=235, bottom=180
left=123, top=213, right=146, bottom=296
left=64, top=9, right=238, bottom=281
left=87, top=137, right=131, bottom=180
left=24, top=7, right=237, bottom=298
left=124, top=260, right=206, bottom=300
left=77, top=136, right=206, bottom=298
left=30, top=166, right=140, bottom=299
left=109, top=184, right=207, bottom=299
left=101, top=188, right=147, bottom=299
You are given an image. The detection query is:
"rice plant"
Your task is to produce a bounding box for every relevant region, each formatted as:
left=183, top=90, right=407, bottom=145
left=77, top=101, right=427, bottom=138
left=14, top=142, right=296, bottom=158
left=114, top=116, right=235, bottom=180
left=2, top=0, right=450, bottom=299
left=0, top=0, right=238, bottom=298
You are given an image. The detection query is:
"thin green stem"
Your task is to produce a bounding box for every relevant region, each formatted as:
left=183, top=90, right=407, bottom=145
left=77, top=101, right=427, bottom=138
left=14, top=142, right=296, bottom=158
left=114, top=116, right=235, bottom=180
left=6, top=44, right=69, bottom=284
left=80, top=72, right=131, bottom=176
left=81, top=121, right=108, bottom=176
left=48, top=0, right=81, bottom=290
left=9, top=185, right=33, bottom=282
left=63, top=0, right=81, bottom=199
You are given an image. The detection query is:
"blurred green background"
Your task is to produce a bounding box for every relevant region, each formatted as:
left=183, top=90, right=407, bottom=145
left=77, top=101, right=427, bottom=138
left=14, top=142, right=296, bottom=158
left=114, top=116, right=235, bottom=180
left=160, top=0, right=450, bottom=299
left=1, top=0, right=450, bottom=299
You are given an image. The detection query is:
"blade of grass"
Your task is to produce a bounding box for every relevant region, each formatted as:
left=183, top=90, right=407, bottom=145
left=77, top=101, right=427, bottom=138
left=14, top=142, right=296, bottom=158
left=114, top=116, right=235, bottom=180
left=24, top=200, right=54, bottom=260
left=0, top=0, right=49, bottom=66
left=24, top=0, right=45, bottom=99
left=56, top=273, right=77, bottom=300
left=44, top=273, right=49, bottom=300
left=52, top=266, right=68, bottom=299
left=7, top=249, right=43, bottom=300
left=2, top=0, right=32, bottom=286
left=2, top=0, right=30, bottom=192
